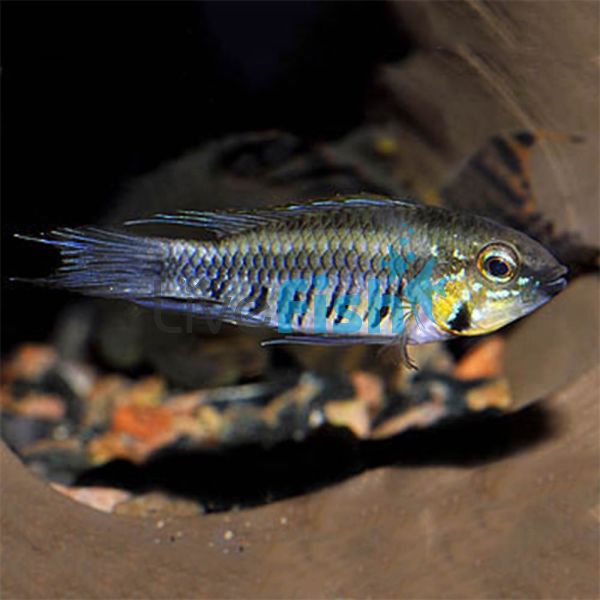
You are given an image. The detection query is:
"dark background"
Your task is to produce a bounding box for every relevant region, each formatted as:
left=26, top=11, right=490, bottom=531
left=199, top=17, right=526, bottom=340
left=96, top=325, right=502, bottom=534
left=1, top=1, right=411, bottom=352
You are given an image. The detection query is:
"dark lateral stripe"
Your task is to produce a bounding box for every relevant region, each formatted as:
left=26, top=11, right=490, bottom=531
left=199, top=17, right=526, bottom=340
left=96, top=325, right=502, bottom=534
left=251, top=285, right=269, bottom=315
left=376, top=305, right=390, bottom=328
left=333, top=309, right=345, bottom=325
left=364, top=280, right=379, bottom=323
left=293, top=286, right=304, bottom=327
left=369, top=279, right=393, bottom=327
left=396, top=274, right=405, bottom=298
left=295, top=288, right=307, bottom=327
left=326, top=279, right=342, bottom=319
left=209, top=275, right=224, bottom=301
left=491, top=137, right=522, bottom=174
left=332, top=285, right=348, bottom=326
left=299, top=277, right=318, bottom=327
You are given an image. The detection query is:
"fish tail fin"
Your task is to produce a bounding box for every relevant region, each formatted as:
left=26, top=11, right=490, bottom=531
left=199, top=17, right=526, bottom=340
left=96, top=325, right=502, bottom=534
left=14, top=228, right=169, bottom=298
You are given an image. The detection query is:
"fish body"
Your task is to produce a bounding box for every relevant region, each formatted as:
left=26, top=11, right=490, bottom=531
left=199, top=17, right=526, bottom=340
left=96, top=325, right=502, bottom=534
left=18, top=198, right=567, bottom=361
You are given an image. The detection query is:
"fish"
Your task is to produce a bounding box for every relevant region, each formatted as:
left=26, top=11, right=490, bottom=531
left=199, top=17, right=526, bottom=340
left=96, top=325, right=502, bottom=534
left=16, top=197, right=568, bottom=367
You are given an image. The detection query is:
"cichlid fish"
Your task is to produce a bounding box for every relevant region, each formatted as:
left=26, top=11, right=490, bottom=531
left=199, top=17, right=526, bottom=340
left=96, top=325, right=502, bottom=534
left=17, top=197, right=567, bottom=366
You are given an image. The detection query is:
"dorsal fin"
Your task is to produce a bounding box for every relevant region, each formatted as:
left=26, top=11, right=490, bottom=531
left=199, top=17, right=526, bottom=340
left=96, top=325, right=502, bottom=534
left=125, top=196, right=418, bottom=238
left=125, top=210, right=277, bottom=237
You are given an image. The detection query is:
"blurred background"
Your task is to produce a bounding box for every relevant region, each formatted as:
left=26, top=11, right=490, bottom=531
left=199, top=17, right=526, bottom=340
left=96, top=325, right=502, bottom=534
left=1, top=2, right=598, bottom=598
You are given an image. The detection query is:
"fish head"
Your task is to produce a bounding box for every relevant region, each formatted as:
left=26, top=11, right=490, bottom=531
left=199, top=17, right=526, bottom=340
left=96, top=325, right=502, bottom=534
left=430, top=217, right=568, bottom=337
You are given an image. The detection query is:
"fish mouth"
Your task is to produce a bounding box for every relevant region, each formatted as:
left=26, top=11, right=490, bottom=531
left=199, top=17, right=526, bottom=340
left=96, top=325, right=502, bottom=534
left=542, top=265, right=569, bottom=295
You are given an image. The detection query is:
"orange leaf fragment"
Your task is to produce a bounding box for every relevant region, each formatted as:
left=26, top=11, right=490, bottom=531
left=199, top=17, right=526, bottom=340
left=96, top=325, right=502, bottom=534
left=454, top=336, right=505, bottom=381
left=112, top=404, right=173, bottom=442
left=14, top=393, right=66, bottom=421
left=2, top=344, right=57, bottom=382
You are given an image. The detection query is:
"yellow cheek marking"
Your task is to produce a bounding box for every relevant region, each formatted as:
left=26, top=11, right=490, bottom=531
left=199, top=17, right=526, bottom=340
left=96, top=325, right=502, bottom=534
left=433, top=277, right=494, bottom=336
left=432, top=277, right=469, bottom=326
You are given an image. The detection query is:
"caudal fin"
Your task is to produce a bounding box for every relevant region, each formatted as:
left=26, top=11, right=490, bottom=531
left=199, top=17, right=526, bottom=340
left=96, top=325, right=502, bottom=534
left=14, top=227, right=168, bottom=298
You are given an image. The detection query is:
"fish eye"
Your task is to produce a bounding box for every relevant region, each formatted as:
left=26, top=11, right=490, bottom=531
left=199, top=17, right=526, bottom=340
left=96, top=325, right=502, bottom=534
left=477, top=243, right=519, bottom=283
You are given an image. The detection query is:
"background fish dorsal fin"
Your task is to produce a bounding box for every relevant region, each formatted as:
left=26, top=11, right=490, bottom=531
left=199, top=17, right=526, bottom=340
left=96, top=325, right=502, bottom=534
left=125, top=196, right=418, bottom=238
left=440, top=129, right=583, bottom=221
